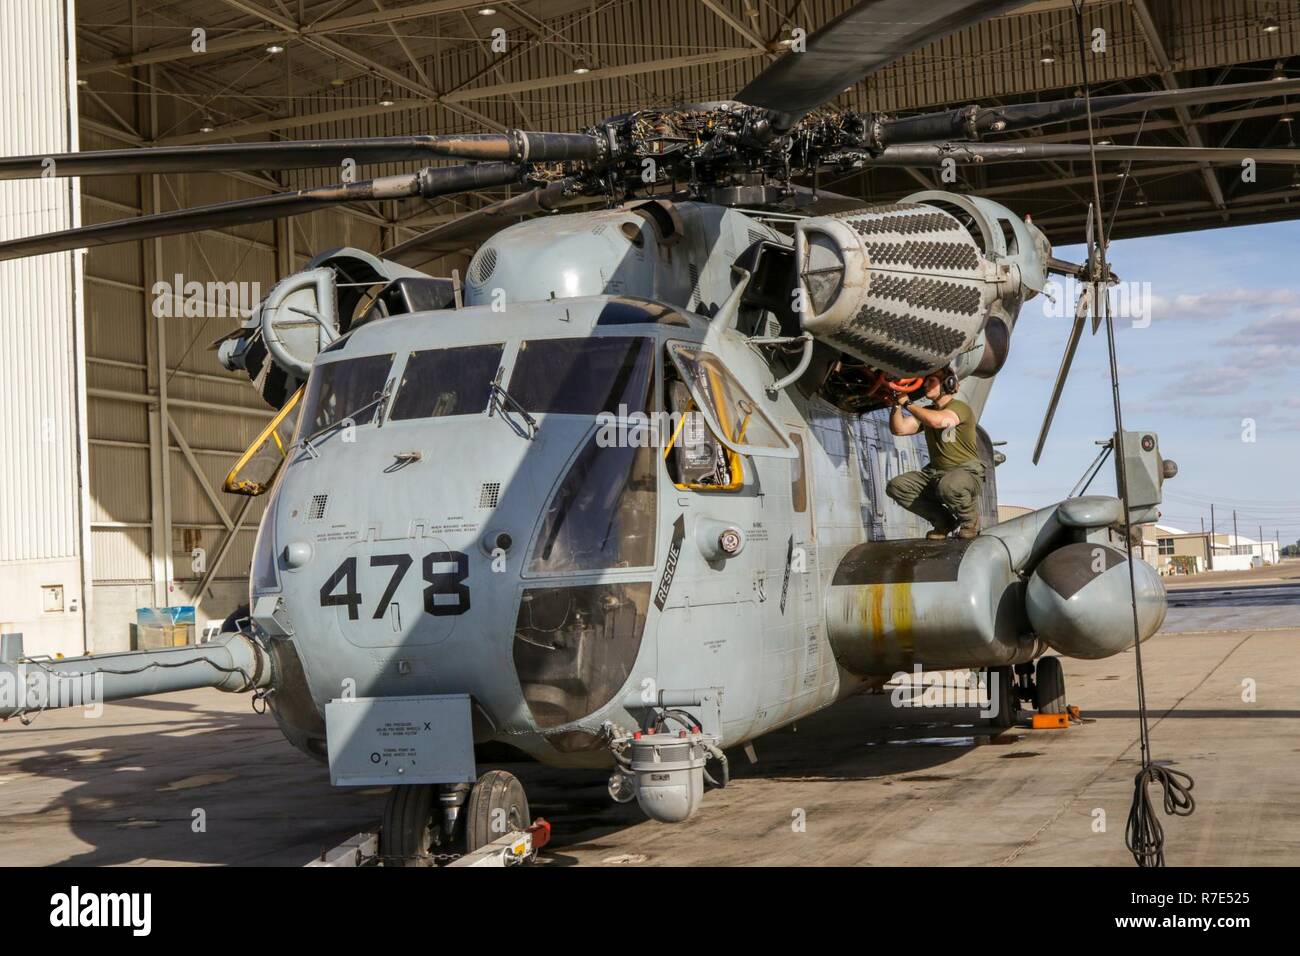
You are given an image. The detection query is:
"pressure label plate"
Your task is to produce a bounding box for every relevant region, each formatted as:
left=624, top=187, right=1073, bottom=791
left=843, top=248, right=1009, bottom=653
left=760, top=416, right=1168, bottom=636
left=325, top=694, right=477, bottom=786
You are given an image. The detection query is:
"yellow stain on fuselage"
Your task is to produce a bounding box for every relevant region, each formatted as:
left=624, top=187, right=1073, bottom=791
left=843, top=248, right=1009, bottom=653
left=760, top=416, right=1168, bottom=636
left=858, top=582, right=915, bottom=668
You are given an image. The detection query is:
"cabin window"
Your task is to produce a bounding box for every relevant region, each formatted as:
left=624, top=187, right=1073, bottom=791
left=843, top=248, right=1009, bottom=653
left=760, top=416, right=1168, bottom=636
left=388, top=343, right=504, bottom=419
left=508, top=336, right=654, bottom=416
left=297, top=353, right=394, bottom=439
left=527, top=432, right=657, bottom=574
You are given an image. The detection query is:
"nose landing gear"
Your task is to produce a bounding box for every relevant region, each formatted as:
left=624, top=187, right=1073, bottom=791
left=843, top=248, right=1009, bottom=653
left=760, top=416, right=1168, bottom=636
left=380, top=769, right=531, bottom=865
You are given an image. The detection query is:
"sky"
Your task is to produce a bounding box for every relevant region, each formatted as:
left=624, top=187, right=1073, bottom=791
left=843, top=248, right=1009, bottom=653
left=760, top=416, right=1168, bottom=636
left=980, top=218, right=1300, bottom=548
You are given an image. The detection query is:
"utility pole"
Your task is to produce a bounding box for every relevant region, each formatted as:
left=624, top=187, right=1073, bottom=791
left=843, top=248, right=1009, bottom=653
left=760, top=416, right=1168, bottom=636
left=1233, top=509, right=1239, bottom=560
left=1260, top=524, right=1265, bottom=564
left=1209, top=503, right=1216, bottom=571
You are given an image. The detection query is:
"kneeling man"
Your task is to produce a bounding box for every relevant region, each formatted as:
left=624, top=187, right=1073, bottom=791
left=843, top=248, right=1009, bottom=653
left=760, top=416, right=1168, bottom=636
left=886, top=370, right=985, bottom=540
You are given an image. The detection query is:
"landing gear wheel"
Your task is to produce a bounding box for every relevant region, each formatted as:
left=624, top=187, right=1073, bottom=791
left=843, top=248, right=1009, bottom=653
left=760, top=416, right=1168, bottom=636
left=984, top=665, right=1018, bottom=729
left=1034, top=656, right=1068, bottom=714
left=464, top=769, right=530, bottom=853
left=380, top=784, right=437, bottom=867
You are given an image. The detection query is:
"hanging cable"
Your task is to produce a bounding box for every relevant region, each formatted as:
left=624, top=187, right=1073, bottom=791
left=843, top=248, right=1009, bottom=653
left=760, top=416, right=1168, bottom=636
left=1070, top=0, right=1194, bottom=867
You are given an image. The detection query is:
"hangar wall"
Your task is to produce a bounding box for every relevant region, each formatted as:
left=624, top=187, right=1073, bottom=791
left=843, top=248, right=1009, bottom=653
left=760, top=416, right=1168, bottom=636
left=0, top=0, right=90, bottom=659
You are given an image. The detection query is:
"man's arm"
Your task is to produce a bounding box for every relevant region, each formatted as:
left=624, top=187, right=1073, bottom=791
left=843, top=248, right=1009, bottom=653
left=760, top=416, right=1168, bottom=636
left=889, top=400, right=921, bottom=436
left=906, top=402, right=961, bottom=431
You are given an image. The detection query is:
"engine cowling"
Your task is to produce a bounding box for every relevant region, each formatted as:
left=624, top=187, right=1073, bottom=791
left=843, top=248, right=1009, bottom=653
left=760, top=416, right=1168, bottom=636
left=794, top=202, right=999, bottom=377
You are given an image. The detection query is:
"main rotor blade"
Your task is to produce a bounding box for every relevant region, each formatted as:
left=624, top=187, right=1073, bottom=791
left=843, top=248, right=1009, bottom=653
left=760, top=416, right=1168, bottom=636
left=875, top=77, right=1300, bottom=146
left=1032, top=285, right=1092, bottom=466
left=384, top=177, right=585, bottom=267
left=866, top=142, right=1300, bottom=166
left=736, top=0, right=1031, bottom=131
left=0, top=163, right=523, bottom=261
left=0, top=132, right=603, bottom=180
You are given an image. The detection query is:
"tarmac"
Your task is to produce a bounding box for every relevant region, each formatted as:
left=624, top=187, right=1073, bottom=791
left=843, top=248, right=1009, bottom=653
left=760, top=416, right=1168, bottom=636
left=1, top=564, right=1296, bottom=867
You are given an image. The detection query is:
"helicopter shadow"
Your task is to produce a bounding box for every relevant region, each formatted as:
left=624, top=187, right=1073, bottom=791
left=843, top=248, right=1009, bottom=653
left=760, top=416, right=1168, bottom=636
left=0, top=696, right=379, bottom=866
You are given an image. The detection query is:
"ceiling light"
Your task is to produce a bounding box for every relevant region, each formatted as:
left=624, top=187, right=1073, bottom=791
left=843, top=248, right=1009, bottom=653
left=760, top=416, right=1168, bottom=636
left=266, top=43, right=284, bottom=54
left=379, top=89, right=395, bottom=106
left=1039, top=42, right=1057, bottom=65
left=1263, top=14, right=1281, bottom=33
left=199, top=116, right=216, bottom=133
left=1272, top=60, right=1287, bottom=81
left=1097, top=138, right=1112, bottom=145
left=1282, top=114, right=1294, bottom=123
left=76, top=77, right=88, bottom=87
left=478, top=6, right=496, bottom=14
left=1134, top=190, right=1148, bottom=207
left=572, top=63, right=591, bottom=75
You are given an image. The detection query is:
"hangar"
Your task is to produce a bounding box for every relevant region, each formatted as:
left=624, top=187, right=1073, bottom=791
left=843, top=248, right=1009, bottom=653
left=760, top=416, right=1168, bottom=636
left=2, top=0, right=1299, bottom=657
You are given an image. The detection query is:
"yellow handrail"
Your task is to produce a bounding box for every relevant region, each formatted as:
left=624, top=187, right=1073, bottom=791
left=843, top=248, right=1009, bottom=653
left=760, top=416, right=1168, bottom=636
left=223, top=386, right=305, bottom=496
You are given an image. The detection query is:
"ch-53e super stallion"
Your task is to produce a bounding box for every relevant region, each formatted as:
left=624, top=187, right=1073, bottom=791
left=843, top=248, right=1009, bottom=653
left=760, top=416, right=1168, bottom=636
left=9, top=0, right=1294, bottom=864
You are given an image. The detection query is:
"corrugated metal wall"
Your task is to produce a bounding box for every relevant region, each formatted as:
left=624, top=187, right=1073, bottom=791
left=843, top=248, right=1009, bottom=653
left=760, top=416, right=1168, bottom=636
left=0, top=0, right=88, bottom=657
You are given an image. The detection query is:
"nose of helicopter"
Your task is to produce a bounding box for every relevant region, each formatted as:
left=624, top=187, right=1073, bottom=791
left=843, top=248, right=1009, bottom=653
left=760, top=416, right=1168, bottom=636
left=254, top=412, right=599, bottom=737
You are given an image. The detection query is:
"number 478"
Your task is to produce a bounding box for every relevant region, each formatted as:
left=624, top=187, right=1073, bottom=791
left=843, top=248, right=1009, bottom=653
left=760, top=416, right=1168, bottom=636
left=319, top=551, right=470, bottom=620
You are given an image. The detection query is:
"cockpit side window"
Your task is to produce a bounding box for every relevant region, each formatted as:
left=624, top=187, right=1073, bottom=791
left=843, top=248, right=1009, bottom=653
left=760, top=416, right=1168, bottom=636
left=507, top=336, right=653, bottom=416
left=665, top=342, right=791, bottom=457
left=297, top=353, right=394, bottom=435
left=389, top=343, right=504, bottom=420
left=662, top=377, right=743, bottom=491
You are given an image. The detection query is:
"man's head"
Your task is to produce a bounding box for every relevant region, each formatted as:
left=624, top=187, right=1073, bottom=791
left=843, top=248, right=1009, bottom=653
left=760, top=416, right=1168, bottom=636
left=922, top=368, right=956, bottom=402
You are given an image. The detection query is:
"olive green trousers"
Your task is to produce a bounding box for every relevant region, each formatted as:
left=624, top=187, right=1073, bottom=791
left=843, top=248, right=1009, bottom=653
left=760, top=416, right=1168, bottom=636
left=885, top=461, right=986, bottom=531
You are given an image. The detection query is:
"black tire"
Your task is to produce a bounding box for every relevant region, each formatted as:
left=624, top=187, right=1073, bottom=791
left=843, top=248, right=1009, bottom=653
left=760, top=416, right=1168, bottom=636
left=464, top=770, right=530, bottom=853
left=380, top=784, right=437, bottom=866
left=1034, top=656, right=1067, bottom=714
left=984, top=665, right=1018, bottom=728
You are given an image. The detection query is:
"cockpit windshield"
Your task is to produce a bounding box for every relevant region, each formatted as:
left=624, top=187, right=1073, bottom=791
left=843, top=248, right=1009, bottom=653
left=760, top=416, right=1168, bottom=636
left=297, top=353, right=394, bottom=436
left=389, top=344, right=504, bottom=420
left=507, top=336, right=653, bottom=416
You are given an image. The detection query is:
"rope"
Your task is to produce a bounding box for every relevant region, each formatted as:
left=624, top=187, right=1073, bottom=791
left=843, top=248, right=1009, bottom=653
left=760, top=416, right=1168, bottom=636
left=1070, top=0, right=1195, bottom=867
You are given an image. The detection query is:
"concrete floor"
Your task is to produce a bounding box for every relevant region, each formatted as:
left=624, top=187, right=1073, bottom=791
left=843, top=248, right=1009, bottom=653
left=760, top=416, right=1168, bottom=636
left=1, top=586, right=1297, bottom=866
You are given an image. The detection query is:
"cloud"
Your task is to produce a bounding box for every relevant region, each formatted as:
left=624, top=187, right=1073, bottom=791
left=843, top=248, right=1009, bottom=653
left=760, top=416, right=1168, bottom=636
left=1147, top=288, right=1298, bottom=323
left=1224, top=308, right=1300, bottom=349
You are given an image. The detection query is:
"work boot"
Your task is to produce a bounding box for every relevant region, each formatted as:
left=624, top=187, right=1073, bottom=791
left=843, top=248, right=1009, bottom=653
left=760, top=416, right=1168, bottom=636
left=925, top=526, right=952, bottom=540
left=957, top=519, right=980, bottom=540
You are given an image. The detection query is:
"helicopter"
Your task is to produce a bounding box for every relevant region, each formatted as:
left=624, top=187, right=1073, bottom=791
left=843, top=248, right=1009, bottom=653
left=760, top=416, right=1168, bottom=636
left=0, top=0, right=1294, bottom=864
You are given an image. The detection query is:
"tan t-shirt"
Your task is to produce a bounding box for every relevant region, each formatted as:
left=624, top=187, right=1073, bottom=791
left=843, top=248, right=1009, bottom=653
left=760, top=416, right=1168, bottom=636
left=922, top=398, right=980, bottom=471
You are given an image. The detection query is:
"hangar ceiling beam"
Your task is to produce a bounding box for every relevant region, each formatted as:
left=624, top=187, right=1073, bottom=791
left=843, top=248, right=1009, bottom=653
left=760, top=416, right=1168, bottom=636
left=1128, top=0, right=1229, bottom=217
left=698, top=0, right=773, bottom=55
left=213, top=0, right=510, bottom=132
left=79, top=0, right=494, bottom=75
left=441, top=48, right=762, bottom=102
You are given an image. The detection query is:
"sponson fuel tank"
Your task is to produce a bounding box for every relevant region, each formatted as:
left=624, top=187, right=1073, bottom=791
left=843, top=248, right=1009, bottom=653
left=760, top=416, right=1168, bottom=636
left=825, top=536, right=1039, bottom=676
